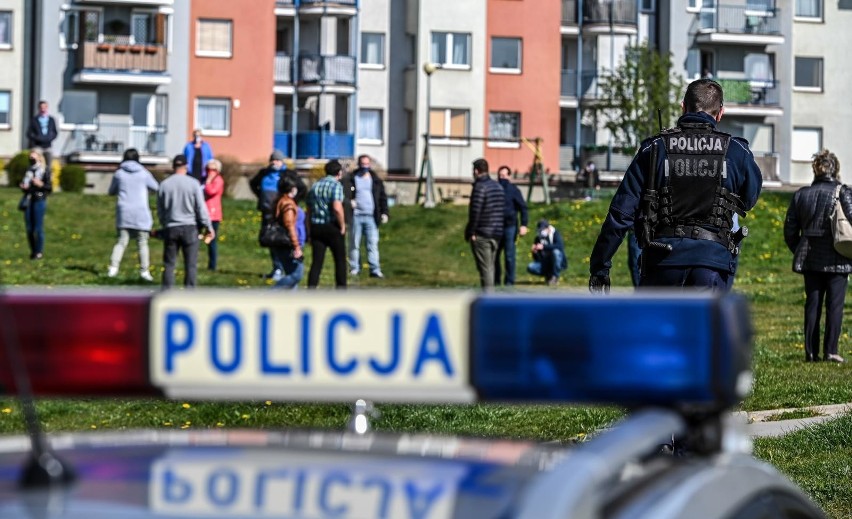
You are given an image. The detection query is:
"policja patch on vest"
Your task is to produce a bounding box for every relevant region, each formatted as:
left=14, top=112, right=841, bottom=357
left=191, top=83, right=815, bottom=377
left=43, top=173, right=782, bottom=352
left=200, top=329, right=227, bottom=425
left=665, top=132, right=729, bottom=178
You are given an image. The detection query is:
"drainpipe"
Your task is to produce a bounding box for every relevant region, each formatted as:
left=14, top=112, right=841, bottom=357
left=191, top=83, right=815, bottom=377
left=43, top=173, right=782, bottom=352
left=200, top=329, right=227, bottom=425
left=574, top=0, right=583, bottom=173
left=290, top=8, right=300, bottom=160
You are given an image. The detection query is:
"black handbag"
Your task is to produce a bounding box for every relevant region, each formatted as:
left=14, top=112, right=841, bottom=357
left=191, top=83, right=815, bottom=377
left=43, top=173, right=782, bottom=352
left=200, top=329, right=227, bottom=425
left=259, top=221, right=293, bottom=248
left=17, top=194, right=29, bottom=212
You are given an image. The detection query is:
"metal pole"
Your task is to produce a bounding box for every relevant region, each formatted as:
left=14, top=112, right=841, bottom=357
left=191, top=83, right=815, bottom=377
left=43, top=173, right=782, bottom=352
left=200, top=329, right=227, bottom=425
left=422, top=63, right=438, bottom=208
left=574, top=0, right=583, bottom=175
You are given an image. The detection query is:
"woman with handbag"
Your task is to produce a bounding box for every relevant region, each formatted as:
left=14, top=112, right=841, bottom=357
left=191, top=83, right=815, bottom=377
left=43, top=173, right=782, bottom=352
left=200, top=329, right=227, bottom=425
left=272, top=176, right=306, bottom=289
left=18, top=148, right=52, bottom=260
left=784, top=149, right=852, bottom=362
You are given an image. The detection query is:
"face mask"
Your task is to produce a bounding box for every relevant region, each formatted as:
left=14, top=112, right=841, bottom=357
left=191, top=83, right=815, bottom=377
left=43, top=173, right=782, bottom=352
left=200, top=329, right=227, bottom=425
left=29, top=158, right=37, bottom=166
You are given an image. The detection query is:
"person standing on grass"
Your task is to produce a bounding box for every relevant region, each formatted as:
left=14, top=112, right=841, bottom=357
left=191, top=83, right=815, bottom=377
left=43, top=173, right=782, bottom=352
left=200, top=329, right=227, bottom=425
left=343, top=154, right=389, bottom=279
left=306, top=159, right=347, bottom=289
left=18, top=148, right=52, bottom=260
left=464, top=158, right=504, bottom=290
left=183, top=129, right=214, bottom=184
left=203, top=159, right=225, bottom=271
left=26, top=101, right=58, bottom=172
left=106, top=148, right=159, bottom=281
left=784, top=149, right=852, bottom=363
left=273, top=176, right=306, bottom=289
left=494, top=165, right=528, bottom=286
left=156, top=154, right=214, bottom=288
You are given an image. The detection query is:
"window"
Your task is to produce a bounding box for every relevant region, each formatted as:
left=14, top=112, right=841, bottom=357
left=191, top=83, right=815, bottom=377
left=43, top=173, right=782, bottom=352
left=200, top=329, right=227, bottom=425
left=488, top=112, right=520, bottom=147
left=360, top=32, right=385, bottom=67
left=131, top=12, right=155, bottom=44
left=195, top=98, right=231, bottom=136
left=0, top=12, right=11, bottom=49
left=130, top=93, right=167, bottom=127
left=795, top=0, right=822, bottom=19
left=196, top=19, right=232, bottom=58
left=0, top=91, right=10, bottom=128
left=491, top=37, right=521, bottom=72
left=640, top=0, right=655, bottom=12
left=60, top=91, right=97, bottom=126
left=358, top=109, right=383, bottom=143
left=62, top=9, right=101, bottom=49
left=791, top=127, right=821, bottom=161
left=429, top=108, right=469, bottom=142
left=431, top=32, right=471, bottom=68
left=794, top=57, right=823, bottom=91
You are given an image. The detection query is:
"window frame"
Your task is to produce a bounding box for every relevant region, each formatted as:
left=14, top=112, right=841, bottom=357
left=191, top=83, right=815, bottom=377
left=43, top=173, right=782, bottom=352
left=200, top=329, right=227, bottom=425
left=60, top=7, right=103, bottom=50
left=59, top=90, right=99, bottom=130
left=793, top=56, right=823, bottom=92
left=794, top=0, right=823, bottom=21
left=490, top=37, right=522, bottom=74
left=428, top=107, right=470, bottom=145
left=360, top=32, right=385, bottom=69
left=0, top=11, right=12, bottom=50
left=430, top=31, right=472, bottom=70
left=791, top=127, right=822, bottom=162
left=0, top=91, right=10, bottom=129
left=357, top=108, right=383, bottom=145
left=194, top=97, right=232, bottom=137
left=487, top=111, right=521, bottom=148
left=196, top=18, right=233, bottom=58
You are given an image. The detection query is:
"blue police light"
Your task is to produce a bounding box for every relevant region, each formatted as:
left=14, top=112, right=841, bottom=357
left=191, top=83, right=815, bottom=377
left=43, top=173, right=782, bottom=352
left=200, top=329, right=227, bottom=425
left=470, top=293, right=752, bottom=409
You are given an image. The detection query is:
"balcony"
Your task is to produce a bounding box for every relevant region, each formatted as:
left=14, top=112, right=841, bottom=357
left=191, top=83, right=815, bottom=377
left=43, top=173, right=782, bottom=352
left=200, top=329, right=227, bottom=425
left=298, top=0, right=357, bottom=17
left=298, top=54, right=356, bottom=93
left=715, top=78, right=783, bottom=117
left=275, top=0, right=296, bottom=16
left=562, top=0, right=637, bottom=35
left=75, top=0, right=173, bottom=5
left=72, top=40, right=170, bottom=85
left=274, top=53, right=293, bottom=83
left=695, top=5, right=784, bottom=46
left=560, top=69, right=609, bottom=105
left=273, top=131, right=354, bottom=159
left=63, top=122, right=168, bottom=163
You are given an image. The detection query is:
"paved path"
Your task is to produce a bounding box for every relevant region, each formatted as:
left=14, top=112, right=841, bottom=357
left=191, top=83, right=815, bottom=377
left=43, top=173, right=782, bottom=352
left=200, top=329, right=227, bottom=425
left=738, top=403, right=852, bottom=438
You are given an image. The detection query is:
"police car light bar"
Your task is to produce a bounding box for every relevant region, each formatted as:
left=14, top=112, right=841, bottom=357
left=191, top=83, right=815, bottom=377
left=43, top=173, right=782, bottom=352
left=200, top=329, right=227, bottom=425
left=0, top=289, right=753, bottom=410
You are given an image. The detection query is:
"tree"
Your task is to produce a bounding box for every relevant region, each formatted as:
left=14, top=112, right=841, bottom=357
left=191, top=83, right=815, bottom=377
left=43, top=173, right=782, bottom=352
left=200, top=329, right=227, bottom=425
left=591, top=41, right=685, bottom=154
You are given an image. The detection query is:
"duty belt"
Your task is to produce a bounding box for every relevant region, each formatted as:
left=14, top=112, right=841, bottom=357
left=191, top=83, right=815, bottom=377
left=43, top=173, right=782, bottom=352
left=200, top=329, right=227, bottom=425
left=654, top=224, right=734, bottom=251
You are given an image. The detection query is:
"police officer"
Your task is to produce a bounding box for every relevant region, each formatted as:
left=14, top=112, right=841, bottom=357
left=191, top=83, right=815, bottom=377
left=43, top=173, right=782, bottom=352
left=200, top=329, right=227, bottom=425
left=588, top=79, right=763, bottom=292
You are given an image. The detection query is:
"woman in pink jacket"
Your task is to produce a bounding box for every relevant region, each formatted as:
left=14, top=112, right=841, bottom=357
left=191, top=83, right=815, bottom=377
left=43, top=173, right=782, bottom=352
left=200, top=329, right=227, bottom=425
left=203, top=159, right=225, bottom=271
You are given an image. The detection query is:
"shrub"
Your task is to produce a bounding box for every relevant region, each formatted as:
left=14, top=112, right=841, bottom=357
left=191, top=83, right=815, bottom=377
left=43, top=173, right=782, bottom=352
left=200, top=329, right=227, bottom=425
left=5, top=152, right=30, bottom=187
left=59, top=164, right=87, bottom=193
left=217, top=155, right=243, bottom=198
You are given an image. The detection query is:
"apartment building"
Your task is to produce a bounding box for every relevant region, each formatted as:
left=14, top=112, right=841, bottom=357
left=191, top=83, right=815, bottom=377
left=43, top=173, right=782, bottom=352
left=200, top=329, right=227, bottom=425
left=0, top=0, right=26, bottom=156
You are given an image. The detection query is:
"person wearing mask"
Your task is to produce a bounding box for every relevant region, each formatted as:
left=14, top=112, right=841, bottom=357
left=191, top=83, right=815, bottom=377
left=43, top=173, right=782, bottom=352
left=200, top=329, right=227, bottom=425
left=273, top=176, right=306, bottom=290
left=183, top=129, right=214, bottom=184
left=343, top=154, right=389, bottom=279
left=250, top=150, right=305, bottom=280
left=106, top=148, right=159, bottom=281
left=494, top=165, right=528, bottom=286
left=784, top=149, right=852, bottom=363
left=527, top=219, right=567, bottom=286
left=203, top=159, right=225, bottom=271
left=18, top=149, right=52, bottom=260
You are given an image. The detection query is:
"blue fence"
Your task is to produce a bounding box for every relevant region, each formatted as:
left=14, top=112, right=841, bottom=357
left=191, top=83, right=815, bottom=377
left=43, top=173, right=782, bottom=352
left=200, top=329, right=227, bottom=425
left=273, top=131, right=354, bottom=159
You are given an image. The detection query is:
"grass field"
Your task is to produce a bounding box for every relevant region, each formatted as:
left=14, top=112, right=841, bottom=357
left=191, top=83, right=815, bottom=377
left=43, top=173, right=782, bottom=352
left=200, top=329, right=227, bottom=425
left=0, top=186, right=850, bottom=516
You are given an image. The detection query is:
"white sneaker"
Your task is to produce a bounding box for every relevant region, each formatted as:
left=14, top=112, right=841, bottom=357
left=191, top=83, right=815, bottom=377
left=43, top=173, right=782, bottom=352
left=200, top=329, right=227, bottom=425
left=350, top=269, right=360, bottom=276
left=140, top=270, right=154, bottom=282
left=107, top=266, right=119, bottom=278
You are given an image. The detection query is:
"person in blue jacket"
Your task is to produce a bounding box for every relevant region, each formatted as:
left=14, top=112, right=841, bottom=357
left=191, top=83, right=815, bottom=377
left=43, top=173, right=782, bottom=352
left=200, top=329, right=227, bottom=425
left=183, top=129, right=214, bottom=183
left=527, top=219, right=567, bottom=286
left=589, top=78, right=763, bottom=292
left=495, top=165, right=529, bottom=286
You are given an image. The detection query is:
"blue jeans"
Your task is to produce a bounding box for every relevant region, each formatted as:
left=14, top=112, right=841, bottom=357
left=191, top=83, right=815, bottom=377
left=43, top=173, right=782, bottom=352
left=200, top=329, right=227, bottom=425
left=527, top=249, right=565, bottom=279
left=275, top=256, right=304, bottom=289
left=349, top=214, right=381, bottom=273
left=24, top=197, right=46, bottom=257
left=207, top=221, right=220, bottom=270
left=495, top=224, right=518, bottom=285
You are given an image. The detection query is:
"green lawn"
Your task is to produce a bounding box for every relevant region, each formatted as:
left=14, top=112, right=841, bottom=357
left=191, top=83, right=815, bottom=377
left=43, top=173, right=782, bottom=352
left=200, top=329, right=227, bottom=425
left=1, top=186, right=850, bottom=515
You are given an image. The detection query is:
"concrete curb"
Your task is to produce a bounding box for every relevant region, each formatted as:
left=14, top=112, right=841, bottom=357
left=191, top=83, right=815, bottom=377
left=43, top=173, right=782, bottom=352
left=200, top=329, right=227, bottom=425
left=737, top=403, right=852, bottom=438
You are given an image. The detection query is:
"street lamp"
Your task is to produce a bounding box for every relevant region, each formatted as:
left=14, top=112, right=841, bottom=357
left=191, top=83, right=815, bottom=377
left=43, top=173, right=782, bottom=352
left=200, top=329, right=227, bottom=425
left=420, top=62, right=441, bottom=208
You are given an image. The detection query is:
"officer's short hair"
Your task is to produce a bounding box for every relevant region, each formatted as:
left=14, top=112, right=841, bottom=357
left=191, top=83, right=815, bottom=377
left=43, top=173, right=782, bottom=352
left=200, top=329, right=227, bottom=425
left=683, top=79, right=723, bottom=117
left=812, top=149, right=840, bottom=180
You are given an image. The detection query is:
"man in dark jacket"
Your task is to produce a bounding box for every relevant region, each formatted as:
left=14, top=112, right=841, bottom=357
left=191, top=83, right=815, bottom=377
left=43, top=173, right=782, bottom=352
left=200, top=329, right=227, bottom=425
left=26, top=100, right=58, bottom=170
left=527, top=219, right=567, bottom=286
left=465, top=158, right=505, bottom=290
left=250, top=150, right=306, bottom=280
left=589, top=79, right=763, bottom=292
left=342, top=155, right=389, bottom=278
left=494, top=165, right=529, bottom=286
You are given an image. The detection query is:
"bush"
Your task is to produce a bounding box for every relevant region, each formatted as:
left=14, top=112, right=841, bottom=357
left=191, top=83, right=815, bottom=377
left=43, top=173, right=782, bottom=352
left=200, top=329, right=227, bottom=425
left=217, top=155, right=242, bottom=198
left=5, top=152, right=30, bottom=187
left=59, top=164, right=87, bottom=193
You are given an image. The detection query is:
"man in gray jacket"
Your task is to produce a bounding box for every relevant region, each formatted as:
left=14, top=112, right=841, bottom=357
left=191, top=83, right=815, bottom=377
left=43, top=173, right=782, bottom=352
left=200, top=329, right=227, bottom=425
left=157, top=154, right=214, bottom=288
left=107, top=148, right=159, bottom=281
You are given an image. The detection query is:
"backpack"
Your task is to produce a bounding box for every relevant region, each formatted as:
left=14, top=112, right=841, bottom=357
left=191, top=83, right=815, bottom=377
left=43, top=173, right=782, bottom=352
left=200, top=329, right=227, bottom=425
left=830, top=184, right=852, bottom=258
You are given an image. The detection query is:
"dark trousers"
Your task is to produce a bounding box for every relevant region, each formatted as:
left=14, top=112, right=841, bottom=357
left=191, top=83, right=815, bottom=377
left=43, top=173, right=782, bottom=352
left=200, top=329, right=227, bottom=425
left=803, top=272, right=848, bottom=360
left=206, top=220, right=220, bottom=270
left=641, top=266, right=729, bottom=291
left=495, top=224, right=518, bottom=286
left=162, top=225, right=199, bottom=288
left=627, top=231, right=641, bottom=288
left=308, top=223, right=347, bottom=288
left=23, top=197, right=46, bottom=257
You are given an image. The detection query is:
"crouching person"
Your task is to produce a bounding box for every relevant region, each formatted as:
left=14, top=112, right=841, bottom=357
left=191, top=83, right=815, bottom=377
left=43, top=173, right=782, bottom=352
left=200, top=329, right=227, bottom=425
left=527, top=219, right=567, bottom=286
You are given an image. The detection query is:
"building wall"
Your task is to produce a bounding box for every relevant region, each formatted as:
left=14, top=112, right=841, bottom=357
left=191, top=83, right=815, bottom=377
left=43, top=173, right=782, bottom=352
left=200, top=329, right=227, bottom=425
left=0, top=0, right=25, bottom=157
left=484, top=0, right=560, bottom=175
left=356, top=0, right=390, bottom=168
left=188, top=0, right=275, bottom=163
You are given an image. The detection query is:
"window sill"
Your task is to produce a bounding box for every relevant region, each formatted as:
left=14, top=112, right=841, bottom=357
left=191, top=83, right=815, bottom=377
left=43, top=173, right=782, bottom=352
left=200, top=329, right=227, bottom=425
left=359, top=64, right=385, bottom=70
left=358, top=139, right=383, bottom=146
left=489, top=67, right=522, bottom=75
left=429, top=139, right=470, bottom=146
left=792, top=87, right=823, bottom=93
left=195, top=51, right=233, bottom=59
left=487, top=141, right=520, bottom=149
left=201, top=129, right=231, bottom=137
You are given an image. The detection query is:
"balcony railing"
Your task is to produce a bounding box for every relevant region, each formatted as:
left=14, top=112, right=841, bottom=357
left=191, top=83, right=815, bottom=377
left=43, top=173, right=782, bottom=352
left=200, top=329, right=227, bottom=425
left=299, top=0, right=357, bottom=5
left=276, top=0, right=295, bottom=5
left=274, top=54, right=292, bottom=83
left=76, top=41, right=167, bottom=73
left=562, top=0, right=577, bottom=24
left=716, top=78, right=779, bottom=106
left=272, top=131, right=353, bottom=159
left=299, top=54, right=356, bottom=85
left=63, top=122, right=167, bottom=157
left=560, top=69, right=609, bottom=98
left=561, top=0, right=636, bottom=26
left=697, top=5, right=781, bottom=35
